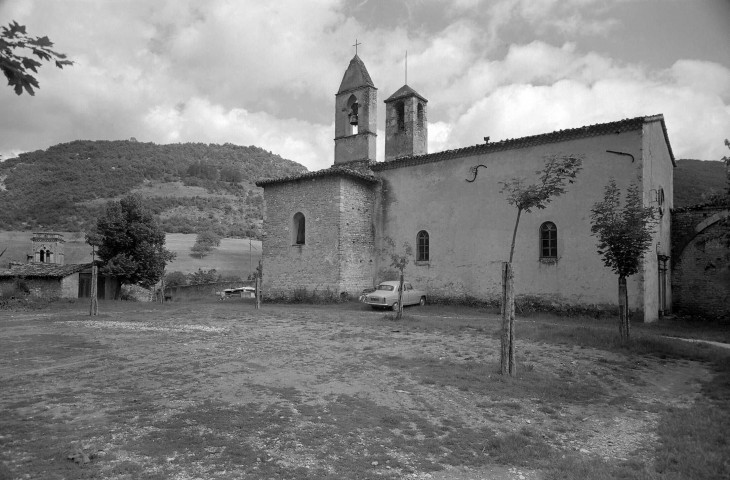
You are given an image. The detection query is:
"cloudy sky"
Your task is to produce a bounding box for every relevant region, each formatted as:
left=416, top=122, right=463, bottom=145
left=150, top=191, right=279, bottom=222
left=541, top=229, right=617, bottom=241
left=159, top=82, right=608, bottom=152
left=1, top=0, right=729, bottom=171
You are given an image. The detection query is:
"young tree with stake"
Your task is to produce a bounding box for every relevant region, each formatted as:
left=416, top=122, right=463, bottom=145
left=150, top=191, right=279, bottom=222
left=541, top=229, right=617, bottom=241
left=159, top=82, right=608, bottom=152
left=590, top=179, right=656, bottom=340
left=467, top=154, right=582, bottom=375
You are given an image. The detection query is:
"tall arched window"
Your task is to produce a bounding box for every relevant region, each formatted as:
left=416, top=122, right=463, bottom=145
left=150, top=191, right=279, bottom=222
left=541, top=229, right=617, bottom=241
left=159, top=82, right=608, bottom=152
left=293, top=212, right=306, bottom=245
left=395, top=101, right=405, bottom=131
left=540, top=222, right=557, bottom=258
left=416, top=102, right=424, bottom=128
left=416, top=230, right=429, bottom=262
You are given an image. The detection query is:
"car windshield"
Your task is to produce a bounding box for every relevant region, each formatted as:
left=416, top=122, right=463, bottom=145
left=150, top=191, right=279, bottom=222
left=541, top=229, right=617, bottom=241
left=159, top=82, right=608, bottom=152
left=376, top=284, right=395, bottom=291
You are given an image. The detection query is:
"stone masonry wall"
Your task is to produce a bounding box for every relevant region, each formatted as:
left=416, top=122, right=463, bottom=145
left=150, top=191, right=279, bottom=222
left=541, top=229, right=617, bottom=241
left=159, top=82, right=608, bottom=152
left=671, top=206, right=730, bottom=318
left=262, top=176, right=343, bottom=296
left=338, top=177, right=376, bottom=294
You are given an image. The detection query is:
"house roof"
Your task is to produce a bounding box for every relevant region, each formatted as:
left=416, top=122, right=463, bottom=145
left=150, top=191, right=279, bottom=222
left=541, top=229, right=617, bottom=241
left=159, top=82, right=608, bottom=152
left=384, top=84, right=428, bottom=103
left=371, top=114, right=676, bottom=171
left=256, top=161, right=379, bottom=187
left=0, top=262, right=91, bottom=279
left=337, top=55, right=375, bottom=94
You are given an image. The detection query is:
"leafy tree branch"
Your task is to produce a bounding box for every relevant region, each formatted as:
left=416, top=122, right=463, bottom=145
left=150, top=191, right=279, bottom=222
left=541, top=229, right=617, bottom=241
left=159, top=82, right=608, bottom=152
left=1, top=21, right=73, bottom=95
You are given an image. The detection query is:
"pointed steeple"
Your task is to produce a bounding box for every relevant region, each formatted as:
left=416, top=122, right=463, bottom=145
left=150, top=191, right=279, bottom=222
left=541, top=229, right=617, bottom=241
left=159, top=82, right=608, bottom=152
left=334, top=55, right=378, bottom=164
left=338, top=55, right=375, bottom=94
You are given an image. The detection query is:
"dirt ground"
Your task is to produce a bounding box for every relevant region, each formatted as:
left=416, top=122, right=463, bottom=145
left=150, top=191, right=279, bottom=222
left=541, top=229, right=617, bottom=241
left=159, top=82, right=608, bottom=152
left=0, top=300, right=715, bottom=479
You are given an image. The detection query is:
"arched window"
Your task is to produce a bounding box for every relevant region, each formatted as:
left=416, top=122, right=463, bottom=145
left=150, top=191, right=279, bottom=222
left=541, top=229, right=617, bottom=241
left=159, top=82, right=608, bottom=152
left=293, top=212, right=306, bottom=245
left=395, top=101, right=405, bottom=131
left=540, top=222, right=557, bottom=258
left=39, top=249, right=45, bottom=262
left=416, top=103, right=424, bottom=129
left=416, top=230, right=429, bottom=262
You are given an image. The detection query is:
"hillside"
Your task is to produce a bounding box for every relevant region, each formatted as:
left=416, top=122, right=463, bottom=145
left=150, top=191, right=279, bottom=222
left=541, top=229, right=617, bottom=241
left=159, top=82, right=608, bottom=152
left=0, top=140, right=307, bottom=237
left=674, top=159, right=727, bottom=208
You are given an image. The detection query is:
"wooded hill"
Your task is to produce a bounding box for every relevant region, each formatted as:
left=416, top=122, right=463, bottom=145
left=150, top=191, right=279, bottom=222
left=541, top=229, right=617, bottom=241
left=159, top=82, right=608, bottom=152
left=0, top=140, right=306, bottom=238
left=673, top=159, right=728, bottom=208
left=0, top=139, right=724, bottom=237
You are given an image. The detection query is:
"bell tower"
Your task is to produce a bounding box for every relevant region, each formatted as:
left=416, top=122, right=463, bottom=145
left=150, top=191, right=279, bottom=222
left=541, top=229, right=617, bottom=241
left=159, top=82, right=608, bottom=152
left=334, top=55, right=377, bottom=164
left=31, top=232, right=65, bottom=265
left=384, top=84, right=428, bottom=161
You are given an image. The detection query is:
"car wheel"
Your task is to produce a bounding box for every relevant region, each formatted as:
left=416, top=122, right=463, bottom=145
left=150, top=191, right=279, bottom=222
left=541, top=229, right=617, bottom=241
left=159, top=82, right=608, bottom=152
left=391, top=301, right=399, bottom=312
left=419, top=296, right=426, bottom=306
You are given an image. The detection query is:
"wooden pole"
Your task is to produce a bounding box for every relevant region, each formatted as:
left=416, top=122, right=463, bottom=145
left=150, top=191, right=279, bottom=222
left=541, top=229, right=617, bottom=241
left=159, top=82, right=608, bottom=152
left=501, top=262, right=515, bottom=376
left=90, top=264, right=98, bottom=316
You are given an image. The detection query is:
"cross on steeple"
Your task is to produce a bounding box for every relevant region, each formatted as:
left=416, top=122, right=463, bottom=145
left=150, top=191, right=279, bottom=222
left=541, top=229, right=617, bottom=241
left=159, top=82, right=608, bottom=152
left=353, top=38, right=362, bottom=55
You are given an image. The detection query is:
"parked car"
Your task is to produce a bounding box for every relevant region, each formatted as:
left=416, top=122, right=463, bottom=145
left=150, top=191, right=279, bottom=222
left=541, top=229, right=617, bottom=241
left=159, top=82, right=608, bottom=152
left=362, top=280, right=426, bottom=310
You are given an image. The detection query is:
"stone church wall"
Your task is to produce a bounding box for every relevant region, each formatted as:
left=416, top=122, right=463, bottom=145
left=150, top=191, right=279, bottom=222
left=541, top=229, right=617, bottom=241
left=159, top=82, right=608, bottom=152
left=375, top=130, right=658, bottom=316
left=262, top=175, right=375, bottom=297
left=337, top=177, right=376, bottom=293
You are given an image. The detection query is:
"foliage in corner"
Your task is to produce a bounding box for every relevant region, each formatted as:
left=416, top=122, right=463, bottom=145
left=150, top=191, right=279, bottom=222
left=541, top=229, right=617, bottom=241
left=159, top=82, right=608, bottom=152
left=94, top=195, right=175, bottom=294
left=0, top=21, right=73, bottom=95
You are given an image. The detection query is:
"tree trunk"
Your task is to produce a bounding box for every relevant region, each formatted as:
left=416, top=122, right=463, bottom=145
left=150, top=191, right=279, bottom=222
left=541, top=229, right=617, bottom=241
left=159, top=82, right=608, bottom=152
left=501, top=262, right=516, bottom=376
left=618, top=275, right=629, bottom=340
left=508, top=209, right=522, bottom=264
left=89, top=265, right=98, bottom=316
left=396, top=270, right=404, bottom=320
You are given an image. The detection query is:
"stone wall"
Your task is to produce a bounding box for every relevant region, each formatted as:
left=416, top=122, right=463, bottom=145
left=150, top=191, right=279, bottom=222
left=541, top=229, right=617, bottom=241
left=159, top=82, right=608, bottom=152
left=671, top=206, right=730, bottom=318
left=262, top=175, right=376, bottom=297
left=338, top=177, right=376, bottom=293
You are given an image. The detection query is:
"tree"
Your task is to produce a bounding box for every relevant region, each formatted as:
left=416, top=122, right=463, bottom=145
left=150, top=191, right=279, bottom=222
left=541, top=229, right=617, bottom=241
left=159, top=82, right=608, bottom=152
left=93, top=195, right=175, bottom=298
left=590, top=179, right=656, bottom=340
left=164, top=271, right=188, bottom=288
left=1, top=21, right=73, bottom=95
left=381, top=237, right=413, bottom=320
left=190, top=230, right=221, bottom=258
left=468, top=154, right=583, bottom=376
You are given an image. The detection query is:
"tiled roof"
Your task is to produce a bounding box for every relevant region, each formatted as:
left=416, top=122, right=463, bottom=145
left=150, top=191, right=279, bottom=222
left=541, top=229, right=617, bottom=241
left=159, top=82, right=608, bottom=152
left=0, top=262, right=91, bottom=278
left=384, top=84, right=428, bottom=103
left=371, top=115, right=676, bottom=171
left=337, top=55, right=375, bottom=93
left=256, top=161, right=379, bottom=187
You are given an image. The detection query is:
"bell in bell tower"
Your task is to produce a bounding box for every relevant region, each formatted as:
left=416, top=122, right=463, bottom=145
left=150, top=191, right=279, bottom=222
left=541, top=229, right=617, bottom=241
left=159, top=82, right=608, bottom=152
left=334, top=48, right=377, bottom=165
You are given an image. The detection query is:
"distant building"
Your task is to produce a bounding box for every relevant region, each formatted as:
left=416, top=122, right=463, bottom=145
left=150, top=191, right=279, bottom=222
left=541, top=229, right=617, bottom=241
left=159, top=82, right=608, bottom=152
left=0, top=232, right=118, bottom=300
left=256, top=55, right=675, bottom=322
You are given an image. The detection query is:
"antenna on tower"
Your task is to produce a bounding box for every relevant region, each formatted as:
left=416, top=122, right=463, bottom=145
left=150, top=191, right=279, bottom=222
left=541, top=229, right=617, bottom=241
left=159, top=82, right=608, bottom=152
left=405, top=50, right=408, bottom=85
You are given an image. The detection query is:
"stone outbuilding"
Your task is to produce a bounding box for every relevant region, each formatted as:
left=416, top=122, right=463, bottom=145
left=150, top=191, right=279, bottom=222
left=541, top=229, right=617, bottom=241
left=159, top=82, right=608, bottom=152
left=0, top=232, right=118, bottom=300
left=257, top=55, right=676, bottom=322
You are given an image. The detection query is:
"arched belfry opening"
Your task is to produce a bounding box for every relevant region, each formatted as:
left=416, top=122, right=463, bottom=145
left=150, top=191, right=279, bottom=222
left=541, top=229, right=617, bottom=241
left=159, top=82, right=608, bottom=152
left=346, top=94, right=359, bottom=136
left=384, top=84, right=428, bottom=161
left=334, top=55, right=377, bottom=164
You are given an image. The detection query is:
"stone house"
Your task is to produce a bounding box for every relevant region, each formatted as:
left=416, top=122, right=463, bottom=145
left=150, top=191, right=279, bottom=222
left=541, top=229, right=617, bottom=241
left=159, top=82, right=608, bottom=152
left=0, top=232, right=118, bottom=300
left=256, top=55, right=675, bottom=322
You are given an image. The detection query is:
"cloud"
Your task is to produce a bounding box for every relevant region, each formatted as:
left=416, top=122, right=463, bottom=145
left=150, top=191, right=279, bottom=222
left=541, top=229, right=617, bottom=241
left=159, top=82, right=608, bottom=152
left=142, top=97, right=333, bottom=171
left=0, top=0, right=728, bottom=171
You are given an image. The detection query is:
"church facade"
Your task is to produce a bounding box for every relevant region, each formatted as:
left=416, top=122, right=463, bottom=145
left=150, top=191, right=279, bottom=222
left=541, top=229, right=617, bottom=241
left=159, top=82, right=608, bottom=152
left=257, top=55, right=675, bottom=322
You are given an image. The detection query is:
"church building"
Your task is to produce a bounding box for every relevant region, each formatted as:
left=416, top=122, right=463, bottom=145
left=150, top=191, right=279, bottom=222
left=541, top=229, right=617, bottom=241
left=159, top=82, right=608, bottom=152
left=256, top=54, right=675, bottom=322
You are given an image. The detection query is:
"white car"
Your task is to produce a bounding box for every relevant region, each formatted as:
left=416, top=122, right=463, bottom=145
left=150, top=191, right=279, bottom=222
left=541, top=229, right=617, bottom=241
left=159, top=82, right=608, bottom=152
left=363, top=280, right=426, bottom=310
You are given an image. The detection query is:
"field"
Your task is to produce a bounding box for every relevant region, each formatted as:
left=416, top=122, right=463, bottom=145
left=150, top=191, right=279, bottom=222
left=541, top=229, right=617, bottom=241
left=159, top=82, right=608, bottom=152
left=0, top=231, right=260, bottom=279
left=1, top=300, right=728, bottom=480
